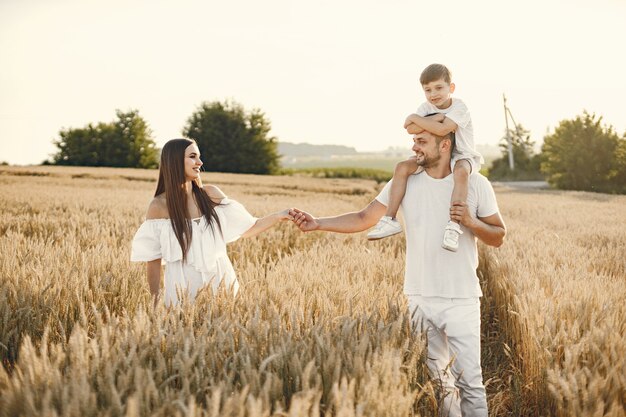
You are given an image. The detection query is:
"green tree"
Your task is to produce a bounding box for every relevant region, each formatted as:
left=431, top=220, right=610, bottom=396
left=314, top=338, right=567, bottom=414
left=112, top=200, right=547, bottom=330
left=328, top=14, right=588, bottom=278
left=488, top=124, right=543, bottom=180
left=610, top=136, right=626, bottom=194
left=183, top=100, right=279, bottom=174
left=541, top=112, right=623, bottom=193
left=51, top=110, right=158, bottom=168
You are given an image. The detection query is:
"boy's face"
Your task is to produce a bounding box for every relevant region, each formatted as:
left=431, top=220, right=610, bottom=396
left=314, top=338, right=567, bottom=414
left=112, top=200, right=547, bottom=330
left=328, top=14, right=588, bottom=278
left=422, top=78, right=455, bottom=109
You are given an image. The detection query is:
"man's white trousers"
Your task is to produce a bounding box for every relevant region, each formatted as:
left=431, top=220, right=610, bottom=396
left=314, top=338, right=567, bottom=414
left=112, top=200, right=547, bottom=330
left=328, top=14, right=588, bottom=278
left=408, top=295, right=488, bottom=417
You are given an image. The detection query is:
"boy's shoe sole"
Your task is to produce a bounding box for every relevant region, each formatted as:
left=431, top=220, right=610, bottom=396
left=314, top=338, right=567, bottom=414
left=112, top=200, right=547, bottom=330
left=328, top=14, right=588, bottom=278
left=367, top=228, right=403, bottom=241
left=367, top=217, right=403, bottom=240
left=441, top=241, right=458, bottom=252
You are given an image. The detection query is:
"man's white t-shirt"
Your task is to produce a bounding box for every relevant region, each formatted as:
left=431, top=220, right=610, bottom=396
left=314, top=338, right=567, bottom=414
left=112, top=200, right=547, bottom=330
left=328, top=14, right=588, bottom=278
left=375, top=171, right=499, bottom=298
left=416, top=98, right=484, bottom=170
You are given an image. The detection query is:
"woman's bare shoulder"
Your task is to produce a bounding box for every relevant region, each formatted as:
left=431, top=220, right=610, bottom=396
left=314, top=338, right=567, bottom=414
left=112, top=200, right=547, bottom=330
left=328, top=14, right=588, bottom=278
left=146, top=194, right=169, bottom=219
left=203, top=184, right=226, bottom=203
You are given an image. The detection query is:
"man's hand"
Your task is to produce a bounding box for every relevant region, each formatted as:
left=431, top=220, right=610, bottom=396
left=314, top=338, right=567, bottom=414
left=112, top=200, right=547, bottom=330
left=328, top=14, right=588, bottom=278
left=449, top=201, right=474, bottom=228
left=289, top=208, right=319, bottom=232
left=451, top=203, right=507, bottom=248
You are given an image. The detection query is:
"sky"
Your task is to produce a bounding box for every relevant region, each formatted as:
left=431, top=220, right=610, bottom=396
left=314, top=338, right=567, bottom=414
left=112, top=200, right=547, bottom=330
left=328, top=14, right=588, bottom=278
left=1, top=0, right=625, bottom=165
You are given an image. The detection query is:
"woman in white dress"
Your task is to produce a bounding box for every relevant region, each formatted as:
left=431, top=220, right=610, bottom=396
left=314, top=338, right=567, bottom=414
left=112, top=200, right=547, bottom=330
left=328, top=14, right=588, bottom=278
left=131, top=138, right=291, bottom=306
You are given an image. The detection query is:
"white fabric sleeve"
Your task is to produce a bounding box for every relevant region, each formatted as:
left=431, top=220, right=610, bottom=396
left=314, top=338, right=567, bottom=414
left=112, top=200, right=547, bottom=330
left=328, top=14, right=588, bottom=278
left=415, top=102, right=431, bottom=117
left=476, top=177, right=500, bottom=218
left=445, top=100, right=471, bottom=129
left=219, top=198, right=258, bottom=243
left=374, top=180, right=392, bottom=207
left=451, top=154, right=480, bottom=175
left=130, top=221, right=162, bottom=262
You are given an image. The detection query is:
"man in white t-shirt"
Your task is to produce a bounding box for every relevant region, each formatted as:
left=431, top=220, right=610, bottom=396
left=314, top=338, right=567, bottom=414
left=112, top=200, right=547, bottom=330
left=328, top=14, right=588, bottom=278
left=290, top=129, right=506, bottom=417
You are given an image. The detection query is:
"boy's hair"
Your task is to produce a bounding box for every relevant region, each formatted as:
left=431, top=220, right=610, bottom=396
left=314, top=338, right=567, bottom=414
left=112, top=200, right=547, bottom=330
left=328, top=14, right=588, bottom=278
left=420, top=64, right=451, bottom=85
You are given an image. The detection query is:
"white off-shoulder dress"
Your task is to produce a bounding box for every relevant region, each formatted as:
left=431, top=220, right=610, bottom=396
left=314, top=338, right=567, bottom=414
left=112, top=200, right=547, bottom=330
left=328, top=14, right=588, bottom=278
left=131, top=198, right=257, bottom=306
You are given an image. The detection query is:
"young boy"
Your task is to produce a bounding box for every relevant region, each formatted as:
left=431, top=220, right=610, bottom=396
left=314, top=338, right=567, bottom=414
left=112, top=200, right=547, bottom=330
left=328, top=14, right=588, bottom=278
left=367, top=63, right=483, bottom=252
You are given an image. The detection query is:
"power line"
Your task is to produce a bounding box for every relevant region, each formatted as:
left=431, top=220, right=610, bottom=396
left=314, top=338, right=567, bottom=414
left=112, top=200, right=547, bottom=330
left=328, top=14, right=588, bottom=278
left=503, top=94, right=522, bottom=171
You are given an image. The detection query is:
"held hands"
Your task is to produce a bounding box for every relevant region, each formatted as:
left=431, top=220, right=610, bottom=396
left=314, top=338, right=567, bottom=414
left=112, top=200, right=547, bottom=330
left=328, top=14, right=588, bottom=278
left=288, top=208, right=319, bottom=232
left=277, top=208, right=294, bottom=221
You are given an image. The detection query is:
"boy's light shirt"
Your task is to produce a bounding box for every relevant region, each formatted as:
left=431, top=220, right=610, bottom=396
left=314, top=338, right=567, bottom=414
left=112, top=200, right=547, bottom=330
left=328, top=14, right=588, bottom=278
left=416, top=98, right=484, bottom=165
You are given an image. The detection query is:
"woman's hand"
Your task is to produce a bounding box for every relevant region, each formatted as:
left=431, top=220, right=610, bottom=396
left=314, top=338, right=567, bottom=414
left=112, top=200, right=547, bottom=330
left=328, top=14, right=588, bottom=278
left=241, top=208, right=294, bottom=238
left=277, top=208, right=294, bottom=221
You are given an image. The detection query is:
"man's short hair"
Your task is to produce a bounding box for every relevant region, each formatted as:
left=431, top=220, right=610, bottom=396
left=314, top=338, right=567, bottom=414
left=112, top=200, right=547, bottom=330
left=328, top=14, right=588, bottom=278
left=441, top=131, right=456, bottom=154
left=424, top=113, right=456, bottom=154
left=420, top=64, right=452, bottom=85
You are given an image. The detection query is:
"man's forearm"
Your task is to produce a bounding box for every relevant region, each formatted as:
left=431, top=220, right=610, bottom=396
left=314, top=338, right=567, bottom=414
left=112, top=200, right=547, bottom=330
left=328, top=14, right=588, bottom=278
left=317, top=211, right=376, bottom=233
left=467, top=218, right=506, bottom=247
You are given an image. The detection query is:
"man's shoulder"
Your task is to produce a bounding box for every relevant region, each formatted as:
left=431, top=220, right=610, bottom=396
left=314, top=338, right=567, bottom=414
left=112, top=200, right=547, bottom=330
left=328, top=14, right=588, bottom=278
left=469, top=173, right=495, bottom=194
left=469, top=172, right=490, bottom=184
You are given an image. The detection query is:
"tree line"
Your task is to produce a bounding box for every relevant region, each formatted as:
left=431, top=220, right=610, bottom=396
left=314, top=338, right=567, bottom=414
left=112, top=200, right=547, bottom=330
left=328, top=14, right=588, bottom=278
left=48, top=100, right=279, bottom=175
left=487, top=112, right=626, bottom=194
left=48, top=102, right=626, bottom=194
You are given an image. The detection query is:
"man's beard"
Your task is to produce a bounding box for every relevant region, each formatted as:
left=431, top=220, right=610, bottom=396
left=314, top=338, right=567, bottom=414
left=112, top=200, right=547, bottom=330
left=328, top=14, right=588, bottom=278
left=416, top=149, right=441, bottom=168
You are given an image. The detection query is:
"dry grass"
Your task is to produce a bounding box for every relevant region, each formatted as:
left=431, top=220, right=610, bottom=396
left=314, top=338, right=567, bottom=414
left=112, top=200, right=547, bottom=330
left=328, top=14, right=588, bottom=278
left=478, top=186, right=626, bottom=417
left=0, top=166, right=624, bottom=416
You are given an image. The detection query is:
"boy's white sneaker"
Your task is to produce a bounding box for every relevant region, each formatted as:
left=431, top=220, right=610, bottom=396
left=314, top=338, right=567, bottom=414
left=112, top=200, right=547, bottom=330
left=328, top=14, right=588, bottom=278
left=367, top=216, right=402, bottom=240
left=442, top=221, right=463, bottom=252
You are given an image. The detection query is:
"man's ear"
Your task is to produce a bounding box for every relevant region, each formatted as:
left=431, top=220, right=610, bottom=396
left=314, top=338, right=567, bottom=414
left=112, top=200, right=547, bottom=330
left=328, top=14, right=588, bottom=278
left=440, top=136, right=453, bottom=153
left=449, top=83, right=456, bottom=93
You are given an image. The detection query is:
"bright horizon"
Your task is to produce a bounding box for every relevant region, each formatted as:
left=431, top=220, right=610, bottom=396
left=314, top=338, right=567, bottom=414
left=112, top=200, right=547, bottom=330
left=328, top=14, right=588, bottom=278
left=1, top=0, right=625, bottom=166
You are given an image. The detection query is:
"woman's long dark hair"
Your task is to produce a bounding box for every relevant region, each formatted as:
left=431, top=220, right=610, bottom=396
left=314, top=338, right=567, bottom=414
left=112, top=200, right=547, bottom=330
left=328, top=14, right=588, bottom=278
left=155, top=138, right=221, bottom=262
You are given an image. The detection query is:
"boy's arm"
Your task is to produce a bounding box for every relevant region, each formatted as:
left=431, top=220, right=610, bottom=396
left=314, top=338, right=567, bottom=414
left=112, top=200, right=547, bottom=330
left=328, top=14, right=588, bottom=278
left=405, top=113, right=445, bottom=134
left=404, top=113, right=456, bottom=136
left=405, top=123, right=424, bottom=135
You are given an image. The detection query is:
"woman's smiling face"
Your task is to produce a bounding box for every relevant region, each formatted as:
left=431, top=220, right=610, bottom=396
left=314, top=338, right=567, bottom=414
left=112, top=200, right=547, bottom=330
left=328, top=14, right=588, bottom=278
left=184, top=143, right=203, bottom=181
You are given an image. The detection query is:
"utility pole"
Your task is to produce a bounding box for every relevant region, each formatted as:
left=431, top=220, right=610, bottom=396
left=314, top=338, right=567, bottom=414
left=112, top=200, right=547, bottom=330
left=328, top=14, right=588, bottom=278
left=503, top=94, right=515, bottom=170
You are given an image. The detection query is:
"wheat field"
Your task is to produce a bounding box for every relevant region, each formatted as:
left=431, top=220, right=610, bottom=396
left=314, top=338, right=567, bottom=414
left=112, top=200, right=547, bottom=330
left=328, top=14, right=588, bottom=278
left=0, top=166, right=624, bottom=417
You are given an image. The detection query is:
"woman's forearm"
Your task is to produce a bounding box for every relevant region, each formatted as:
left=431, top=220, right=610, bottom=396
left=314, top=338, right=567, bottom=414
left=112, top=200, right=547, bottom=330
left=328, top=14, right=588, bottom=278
left=242, top=210, right=288, bottom=238
left=146, top=259, right=161, bottom=302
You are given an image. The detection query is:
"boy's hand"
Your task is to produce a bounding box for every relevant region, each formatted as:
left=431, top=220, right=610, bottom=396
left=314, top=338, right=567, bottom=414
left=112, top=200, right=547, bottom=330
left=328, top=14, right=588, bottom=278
left=404, top=114, right=419, bottom=128
left=405, top=123, right=424, bottom=135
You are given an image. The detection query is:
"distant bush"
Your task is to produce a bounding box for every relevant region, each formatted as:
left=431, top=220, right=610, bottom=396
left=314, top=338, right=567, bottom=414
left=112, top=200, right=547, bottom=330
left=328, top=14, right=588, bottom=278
left=488, top=124, right=544, bottom=181
left=183, top=100, right=279, bottom=175
left=50, top=110, right=158, bottom=168
left=278, top=167, right=392, bottom=183
left=541, top=112, right=625, bottom=194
